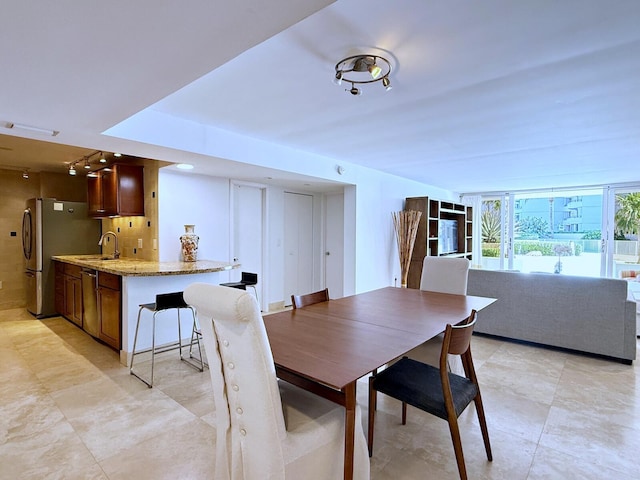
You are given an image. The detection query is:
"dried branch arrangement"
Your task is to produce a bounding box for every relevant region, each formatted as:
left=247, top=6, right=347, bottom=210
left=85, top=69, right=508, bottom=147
left=392, top=210, right=422, bottom=287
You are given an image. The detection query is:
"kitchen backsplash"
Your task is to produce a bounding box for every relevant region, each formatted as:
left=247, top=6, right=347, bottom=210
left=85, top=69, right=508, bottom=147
left=101, top=159, right=160, bottom=261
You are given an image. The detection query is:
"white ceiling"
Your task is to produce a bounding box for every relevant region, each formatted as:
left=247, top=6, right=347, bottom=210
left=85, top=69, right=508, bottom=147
left=1, top=0, right=639, bottom=194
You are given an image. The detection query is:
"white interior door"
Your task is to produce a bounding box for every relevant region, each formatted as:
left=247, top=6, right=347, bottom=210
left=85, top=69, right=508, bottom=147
left=325, top=192, right=344, bottom=298
left=284, top=192, right=314, bottom=304
left=232, top=183, right=264, bottom=307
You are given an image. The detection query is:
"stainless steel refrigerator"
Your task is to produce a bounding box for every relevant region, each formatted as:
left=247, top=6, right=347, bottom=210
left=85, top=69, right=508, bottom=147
left=22, top=198, right=101, bottom=318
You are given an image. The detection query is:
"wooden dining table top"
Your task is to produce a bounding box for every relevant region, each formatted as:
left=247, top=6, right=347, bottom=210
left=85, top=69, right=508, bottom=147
left=263, top=286, right=496, bottom=390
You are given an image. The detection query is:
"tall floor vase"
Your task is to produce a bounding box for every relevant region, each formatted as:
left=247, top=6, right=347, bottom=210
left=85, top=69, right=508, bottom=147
left=393, top=210, right=422, bottom=288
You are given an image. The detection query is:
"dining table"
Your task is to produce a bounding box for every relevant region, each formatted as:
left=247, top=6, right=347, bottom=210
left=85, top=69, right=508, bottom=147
left=263, top=286, right=496, bottom=480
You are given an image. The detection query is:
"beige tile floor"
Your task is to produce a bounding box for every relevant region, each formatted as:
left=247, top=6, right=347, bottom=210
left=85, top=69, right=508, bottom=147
left=1, top=307, right=639, bottom=479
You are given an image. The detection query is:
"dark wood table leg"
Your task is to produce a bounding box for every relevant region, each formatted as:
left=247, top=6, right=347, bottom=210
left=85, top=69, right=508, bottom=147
left=343, top=381, right=356, bottom=480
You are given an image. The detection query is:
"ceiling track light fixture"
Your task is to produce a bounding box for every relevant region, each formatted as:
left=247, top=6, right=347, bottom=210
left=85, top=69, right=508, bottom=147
left=334, top=54, right=392, bottom=95
left=66, top=150, right=109, bottom=174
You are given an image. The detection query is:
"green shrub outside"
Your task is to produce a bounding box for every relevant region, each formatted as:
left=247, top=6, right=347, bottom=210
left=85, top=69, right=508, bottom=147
left=514, top=241, right=555, bottom=255
left=482, top=241, right=581, bottom=256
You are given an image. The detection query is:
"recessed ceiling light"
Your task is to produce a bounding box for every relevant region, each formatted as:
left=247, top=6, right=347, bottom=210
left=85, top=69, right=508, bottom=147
left=113, top=153, right=122, bottom=157
left=176, top=163, right=194, bottom=170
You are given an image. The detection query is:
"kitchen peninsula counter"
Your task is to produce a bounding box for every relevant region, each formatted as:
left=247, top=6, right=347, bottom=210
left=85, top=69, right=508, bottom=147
left=52, top=255, right=238, bottom=276
left=52, top=254, right=240, bottom=365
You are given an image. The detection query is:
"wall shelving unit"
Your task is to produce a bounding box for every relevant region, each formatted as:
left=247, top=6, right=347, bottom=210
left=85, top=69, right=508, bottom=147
left=404, top=196, right=473, bottom=289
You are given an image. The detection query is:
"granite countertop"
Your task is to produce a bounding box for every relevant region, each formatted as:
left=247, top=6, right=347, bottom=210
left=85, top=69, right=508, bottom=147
left=52, top=255, right=239, bottom=277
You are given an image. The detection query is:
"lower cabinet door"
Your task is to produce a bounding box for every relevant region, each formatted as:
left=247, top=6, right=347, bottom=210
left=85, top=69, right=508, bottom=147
left=64, top=276, right=83, bottom=327
left=98, top=286, right=121, bottom=350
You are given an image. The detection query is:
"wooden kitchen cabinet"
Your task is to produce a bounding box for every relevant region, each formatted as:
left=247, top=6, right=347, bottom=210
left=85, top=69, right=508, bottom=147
left=60, top=263, right=83, bottom=327
left=54, top=261, right=65, bottom=315
left=97, top=271, right=121, bottom=350
left=88, top=163, right=144, bottom=217
left=64, top=276, right=82, bottom=326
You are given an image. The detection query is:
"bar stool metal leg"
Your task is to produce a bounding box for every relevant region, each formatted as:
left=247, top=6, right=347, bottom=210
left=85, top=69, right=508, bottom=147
left=181, top=306, right=207, bottom=371
left=130, top=304, right=154, bottom=388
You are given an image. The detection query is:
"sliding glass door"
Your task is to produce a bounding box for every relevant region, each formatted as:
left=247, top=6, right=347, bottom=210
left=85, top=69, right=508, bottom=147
left=472, top=188, right=616, bottom=277
left=608, top=186, right=640, bottom=279
left=478, top=194, right=512, bottom=271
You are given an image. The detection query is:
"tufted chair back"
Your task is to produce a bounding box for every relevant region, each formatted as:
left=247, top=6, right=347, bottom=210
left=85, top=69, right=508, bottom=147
left=185, top=283, right=370, bottom=480
left=184, top=283, right=286, bottom=479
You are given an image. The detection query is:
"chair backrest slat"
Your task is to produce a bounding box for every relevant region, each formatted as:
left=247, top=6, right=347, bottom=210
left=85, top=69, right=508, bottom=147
left=442, top=310, right=477, bottom=358
left=155, top=291, right=188, bottom=310
left=291, top=288, right=329, bottom=309
left=241, top=272, right=258, bottom=285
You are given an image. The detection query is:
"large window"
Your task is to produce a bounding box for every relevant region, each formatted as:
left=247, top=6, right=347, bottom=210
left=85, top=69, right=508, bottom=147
left=468, top=185, right=640, bottom=278
left=610, top=188, right=640, bottom=278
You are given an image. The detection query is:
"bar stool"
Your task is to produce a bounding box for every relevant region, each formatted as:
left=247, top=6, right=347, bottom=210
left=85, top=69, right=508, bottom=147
left=129, top=291, right=206, bottom=388
left=220, top=272, right=259, bottom=302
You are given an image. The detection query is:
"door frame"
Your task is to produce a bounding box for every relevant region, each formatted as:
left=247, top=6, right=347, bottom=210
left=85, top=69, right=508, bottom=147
left=229, top=180, right=267, bottom=310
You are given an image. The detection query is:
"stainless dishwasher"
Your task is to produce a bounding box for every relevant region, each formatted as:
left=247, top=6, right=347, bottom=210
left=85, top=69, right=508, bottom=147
left=81, top=269, right=99, bottom=338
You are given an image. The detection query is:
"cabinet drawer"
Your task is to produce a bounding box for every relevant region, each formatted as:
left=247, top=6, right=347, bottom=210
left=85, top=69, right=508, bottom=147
left=98, top=271, right=121, bottom=290
left=64, top=264, right=82, bottom=278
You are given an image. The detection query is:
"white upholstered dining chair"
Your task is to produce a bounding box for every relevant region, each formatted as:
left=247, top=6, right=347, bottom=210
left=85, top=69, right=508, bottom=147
left=419, top=256, right=470, bottom=295
left=184, top=283, right=370, bottom=480
left=406, top=256, right=471, bottom=371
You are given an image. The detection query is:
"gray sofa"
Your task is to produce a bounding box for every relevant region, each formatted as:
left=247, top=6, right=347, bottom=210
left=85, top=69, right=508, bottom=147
left=467, top=269, right=637, bottom=363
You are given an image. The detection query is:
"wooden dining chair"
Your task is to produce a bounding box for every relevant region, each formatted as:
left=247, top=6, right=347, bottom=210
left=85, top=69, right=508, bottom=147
left=368, top=310, right=492, bottom=480
left=291, top=288, right=329, bottom=309
left=407, top=256, right=471, bottom=371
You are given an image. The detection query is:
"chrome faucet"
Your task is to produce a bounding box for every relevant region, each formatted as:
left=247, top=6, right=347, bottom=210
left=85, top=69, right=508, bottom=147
left=98, top=231, right=120, bottom=259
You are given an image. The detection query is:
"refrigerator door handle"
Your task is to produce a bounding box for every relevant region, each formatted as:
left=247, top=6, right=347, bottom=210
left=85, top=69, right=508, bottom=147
left=22, top=207, right=33, bottom=260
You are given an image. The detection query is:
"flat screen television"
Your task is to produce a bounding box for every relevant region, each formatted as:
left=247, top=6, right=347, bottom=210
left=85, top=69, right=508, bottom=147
left=438, top=219, right=458, bottom=255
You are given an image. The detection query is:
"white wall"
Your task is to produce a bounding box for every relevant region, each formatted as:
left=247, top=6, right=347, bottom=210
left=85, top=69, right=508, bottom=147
left=148, top=116, right=458, bottom=302
left=158, top=171, right=326, bottom=309
left=158, top=171, right=231, bottom=276
left=348, top=167, right=454, bottom=295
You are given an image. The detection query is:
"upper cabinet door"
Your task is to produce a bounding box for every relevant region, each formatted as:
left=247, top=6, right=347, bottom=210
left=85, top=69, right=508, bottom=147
left=87, top=164, right=144, bottom=218
left=113, top=164, right=144, bottom=216
left=87, top=174, right=105, bottom=216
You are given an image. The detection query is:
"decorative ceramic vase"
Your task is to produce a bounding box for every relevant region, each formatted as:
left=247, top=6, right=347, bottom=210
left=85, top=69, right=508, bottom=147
left=180, top=224, right=199, bottom=262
